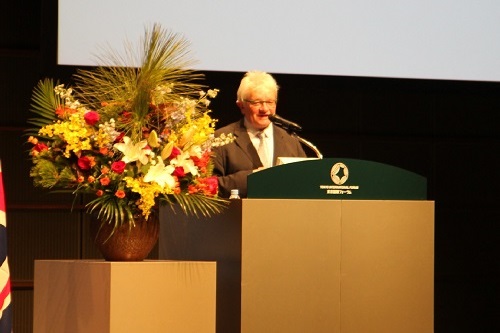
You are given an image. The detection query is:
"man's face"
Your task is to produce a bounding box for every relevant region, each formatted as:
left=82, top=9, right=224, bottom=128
left=237, top=87, right=277, bottom=130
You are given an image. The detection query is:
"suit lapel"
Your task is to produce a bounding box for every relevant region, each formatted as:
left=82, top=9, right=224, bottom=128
left=272, top=125, right=288, bottom=165
left=233, top=120, right=262, bottom=168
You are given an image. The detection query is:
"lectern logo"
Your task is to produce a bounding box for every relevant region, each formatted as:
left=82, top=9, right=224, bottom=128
left=320, top=161, right=359, bottom=195
left=330, top=162, right=348, bottom=185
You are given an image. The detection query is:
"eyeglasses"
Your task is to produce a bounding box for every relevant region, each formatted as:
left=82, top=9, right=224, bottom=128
left=244, top=100, right=277, bottom=107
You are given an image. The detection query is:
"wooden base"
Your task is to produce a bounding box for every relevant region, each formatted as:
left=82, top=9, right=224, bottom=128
left=34, top=260, right=216, bottom=333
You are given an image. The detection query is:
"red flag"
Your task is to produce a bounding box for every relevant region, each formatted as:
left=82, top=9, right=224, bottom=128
left=0, top=161, right=13, bottom=333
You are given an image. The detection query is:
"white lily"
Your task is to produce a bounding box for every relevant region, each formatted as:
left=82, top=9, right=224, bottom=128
left=144, top=157, right=176, bottom=188
left=114, top=136, right=150, bottom=164
left=172, top=152, right=199, bottom=176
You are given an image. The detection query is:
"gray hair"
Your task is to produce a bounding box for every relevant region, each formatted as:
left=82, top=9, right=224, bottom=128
left=236, top=71, right=279, bottom=102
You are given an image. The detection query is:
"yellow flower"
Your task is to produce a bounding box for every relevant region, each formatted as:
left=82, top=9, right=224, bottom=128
left=124, top=177, right=164, bottom=219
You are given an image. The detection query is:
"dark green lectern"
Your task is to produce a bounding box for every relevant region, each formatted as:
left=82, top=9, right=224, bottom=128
left=160, top=159, right=434, bottom=333
left=248, top=158, right=427, bottom=200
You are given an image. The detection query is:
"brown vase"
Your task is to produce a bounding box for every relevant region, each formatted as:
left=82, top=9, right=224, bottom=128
left=91, top=214, right=160, bottom=261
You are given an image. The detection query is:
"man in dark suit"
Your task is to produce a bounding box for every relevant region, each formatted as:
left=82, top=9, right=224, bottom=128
left=213, top=71, right=306, bottom=198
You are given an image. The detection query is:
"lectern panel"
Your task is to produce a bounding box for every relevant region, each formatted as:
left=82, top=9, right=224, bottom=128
left=240, top=199, right=434, bottom=333
left=341, top=200, right=434, bottom=333
left=241, top=199, right=342, bottom=333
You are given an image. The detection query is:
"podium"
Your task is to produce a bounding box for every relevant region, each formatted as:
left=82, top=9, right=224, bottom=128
left=160, top=159, right=434, bottom=333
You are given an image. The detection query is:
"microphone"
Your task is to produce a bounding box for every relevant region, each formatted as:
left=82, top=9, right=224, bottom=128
left=268, top=114, right=302, bottom=132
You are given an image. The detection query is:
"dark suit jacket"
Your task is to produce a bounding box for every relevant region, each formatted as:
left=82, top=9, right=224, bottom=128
left=212, top=119, right=307, bottom=198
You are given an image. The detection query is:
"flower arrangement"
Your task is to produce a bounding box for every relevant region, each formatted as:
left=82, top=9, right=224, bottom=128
left=26, top=25, right=233, bottom=232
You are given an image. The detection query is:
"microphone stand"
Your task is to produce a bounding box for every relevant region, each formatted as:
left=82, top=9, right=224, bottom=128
left=269, top=115, right=323, bottom=158
left=290, top=131, right=323, bottom=159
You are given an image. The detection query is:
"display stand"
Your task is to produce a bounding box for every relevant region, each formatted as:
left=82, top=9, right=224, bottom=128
left=33, top=260, right=216, bottom=333
left=159, top=158, right=434, bottom=333
left=160, top=202, right=242, bottom=333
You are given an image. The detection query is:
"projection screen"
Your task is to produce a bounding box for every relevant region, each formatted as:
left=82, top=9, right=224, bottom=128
left=58, top=0, right=500, bottom=82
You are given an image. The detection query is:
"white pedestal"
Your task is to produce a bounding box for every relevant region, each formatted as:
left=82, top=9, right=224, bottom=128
left=34, top=260, right=216, bottom=333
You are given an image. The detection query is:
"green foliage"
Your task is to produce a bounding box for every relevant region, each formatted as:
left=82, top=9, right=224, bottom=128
left=73, top=23, right=205, bottom=142
left=166, top=193, right=229, bottom=218
left=26, top=79, right=61, bottom=137
left=86, top=194, right=136, bottom=241
left=30, top=158, right=76, bottom=188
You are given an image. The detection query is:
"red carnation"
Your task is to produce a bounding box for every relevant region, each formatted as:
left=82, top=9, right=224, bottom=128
left=33, top=143, right=48, bottom=152
left=111, top=161, right=126, bottom=174
left=169, top=147, right=182, bottom=159
left=173, top=166, right=185, bottom=178
left=77, top=156, right=92, bottom=170
left=203, top=176, right=218, bottom=195
left=84, top=111, right=100, bottom=126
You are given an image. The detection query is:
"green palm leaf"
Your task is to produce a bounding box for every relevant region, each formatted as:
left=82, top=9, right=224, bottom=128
left=86, top=194, right=135, bottom=239
left=26, top=78, right=61, bottom=136
left=167, top=193, right=229, bottom=218
left=73, top=24, right=205, bottom=142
